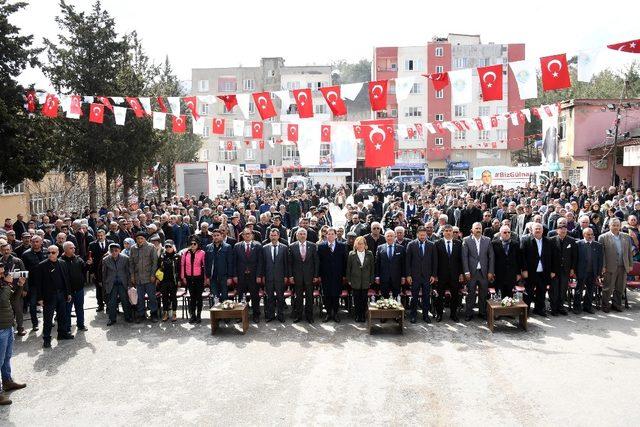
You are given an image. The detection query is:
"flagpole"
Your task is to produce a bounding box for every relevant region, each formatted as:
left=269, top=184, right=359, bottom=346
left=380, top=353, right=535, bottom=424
left=610, top=77, right=630, bottom=187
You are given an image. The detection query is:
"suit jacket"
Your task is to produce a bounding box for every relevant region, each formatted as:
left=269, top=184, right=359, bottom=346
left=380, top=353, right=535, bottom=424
left=462, top=235, right=495, bottom=279
left=261, top=242, right=289, bottom=284
left=317, top=241, right=347, bottom=297
left=576, top=239, right=603, bottom=280
left=375, top=243, right=406, bottom=286
left=205, top=242, right=234, bottom=281
left=101, top=254, right=131, bottom=295
left=233, top=240, right=263, bottom=280
left=405, top=239, right=437, bottom=284
left=34, top=259, right=72, bottom=303
left=520, top=235, right=554, bottom=278
left=550, top=235, right=577, bottom=275
left=88, top=239, right=114, bottom=281
left=491, top=238, right=522, bottom=287
left=434, top=239, right=463, bottom=284
left=346, top=250, right=375, bottom=290
left=598, top=231, right=633, bottom=272
left=288, top=241, right=319, bottom=285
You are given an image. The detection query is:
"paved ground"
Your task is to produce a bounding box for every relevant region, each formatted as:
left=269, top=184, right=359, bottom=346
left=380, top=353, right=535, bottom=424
left=1, top=287, right=640, bottom=426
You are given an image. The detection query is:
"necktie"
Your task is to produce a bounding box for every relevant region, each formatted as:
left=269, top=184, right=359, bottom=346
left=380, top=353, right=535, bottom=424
left=388, top=245, right=393, bottom=259
left=330, top=244, right=334, bottom=253
left=447, top=240, right=451, bottom=256
left=420, top=242, right=424, bottom=256
left=503, top=241, right=509, bottom=255
left=245, top=243, right=250, bottom=257
left=300, top=243, right=306, bottom=261
left=101, top=242, right=104, bottom=251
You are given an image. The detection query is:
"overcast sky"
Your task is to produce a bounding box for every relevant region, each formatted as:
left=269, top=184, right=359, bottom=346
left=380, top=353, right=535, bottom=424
left=12, top=0, right=639, bottom=91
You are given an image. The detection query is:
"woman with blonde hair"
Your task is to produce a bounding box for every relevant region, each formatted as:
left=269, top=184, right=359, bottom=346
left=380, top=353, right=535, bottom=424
left=346, top=236, right=375, bottom=322
left=317, top=225, right=329, bottom=245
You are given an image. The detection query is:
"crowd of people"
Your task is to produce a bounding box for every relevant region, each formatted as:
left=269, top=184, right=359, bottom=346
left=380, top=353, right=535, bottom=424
left=0, top=177, right=638, bottom=404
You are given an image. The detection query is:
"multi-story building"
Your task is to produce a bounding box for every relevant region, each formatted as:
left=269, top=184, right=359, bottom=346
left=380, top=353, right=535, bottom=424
left=191, top=58, right=331, bottom=187
left=373, top=33, right=525, bottom=180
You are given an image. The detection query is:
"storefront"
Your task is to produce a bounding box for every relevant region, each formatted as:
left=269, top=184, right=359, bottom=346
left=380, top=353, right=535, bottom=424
left=447, top=161, right=470, bottom=178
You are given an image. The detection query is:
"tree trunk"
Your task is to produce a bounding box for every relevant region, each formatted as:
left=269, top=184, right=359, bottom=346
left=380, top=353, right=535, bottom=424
left=87, top=167, right=97, bottom=210
left=122, top=175, right=131, bottom=205
left=105, top=169, right=112, bottom=208
left=136, top=165, right=144, bottom=202
left=166, top=161, right=172, bottom=200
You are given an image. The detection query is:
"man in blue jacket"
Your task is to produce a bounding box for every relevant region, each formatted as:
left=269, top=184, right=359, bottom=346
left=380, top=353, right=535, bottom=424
left=205, top=229, right=234, bottom=304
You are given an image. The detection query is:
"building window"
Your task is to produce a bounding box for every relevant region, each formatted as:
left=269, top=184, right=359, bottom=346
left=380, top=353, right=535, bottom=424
left=248, top=102, right=255, bottom=114
left=479, top=106, right=490, bottom=117
left=203, top=125, right=210, bottom=138
left=320, top=143, right=331, bottom=157
left=201, top=149, right=209, bottom=161
left=405, top=106, right=422, bottom=117
left=434, top=137, right=444, bottom=146
left=200, top=103, right=209, bottom=116
left=390, top=109, right=397, bottom=117
left=197, top=80, right=209, bottom=92
left=404, top=59, right=424, bottom=71
left=376, top=111, right=389, bottom=119
left=453, top=57, right=467, bottom=69
left=315, top=104, right=327, bottom=114
left=410, top=83, right=424, bottom=94
left=404, top=59, right=413, bottom=71
left=435, top=47, right=444, bottom=57
left=455, top=131, right=466, bottom=140
left=243, top=79, right=255, bottom=91
left=286, top=81, right=300, bottom=90
left=218, top=78, right=237, bottom=92
left=454, top=105, right=466, bottom=117
left=497, top=129, right=507, bottom=141
left=282, top=145, right=299, bottom=160
left=224, top=127, right=234, bottom=138
left=435, top=114, right=444, bottom=121
left=218, top=148, right=237, bottom=161
left=0, top=182, right=24, bottom=195
left=479, top=130, right=490, bottom=140
left=558, top=115, right=567, bottom=140
left=435, top=65, right=444, bottom=73
left=435, top=90, right=444, bottom=99
left=390, top=63, right=397, bottom=69
left=245, top=148, right=256, bottom=161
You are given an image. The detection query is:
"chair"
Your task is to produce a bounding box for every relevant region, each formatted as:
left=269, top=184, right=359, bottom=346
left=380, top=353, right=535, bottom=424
left=624, top=261, right=640, bottom=308
left=176, top=287, right=187, bottom=319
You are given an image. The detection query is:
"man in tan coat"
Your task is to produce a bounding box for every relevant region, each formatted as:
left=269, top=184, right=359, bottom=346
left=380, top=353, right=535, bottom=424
left=598, top=218, right=633, bottom=312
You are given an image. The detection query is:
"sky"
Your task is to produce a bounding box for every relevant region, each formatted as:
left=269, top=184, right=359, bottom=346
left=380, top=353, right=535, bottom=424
left=11, top=0, right=640, bottom=91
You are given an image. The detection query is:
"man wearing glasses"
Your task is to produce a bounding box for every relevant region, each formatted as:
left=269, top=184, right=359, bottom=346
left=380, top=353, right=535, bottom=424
left=364, top=222, right=385, bottom=256
left=60, top=241, right=89, bottom=333
left=549, top=219, right=577, bottom=316
left=491, top=226, right=522, bottom=298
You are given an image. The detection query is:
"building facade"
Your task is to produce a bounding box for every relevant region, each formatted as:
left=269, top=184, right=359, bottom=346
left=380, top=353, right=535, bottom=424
left=373, top=34, right=526, bottom=180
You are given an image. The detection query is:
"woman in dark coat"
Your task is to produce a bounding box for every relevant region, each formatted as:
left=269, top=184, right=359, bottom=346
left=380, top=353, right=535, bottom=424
left=157, top=240, right=180, bottom=322
left=346, top=236, right=375, bottom=322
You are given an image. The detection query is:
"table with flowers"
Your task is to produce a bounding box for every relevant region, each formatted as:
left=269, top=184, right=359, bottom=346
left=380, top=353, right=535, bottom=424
left=210, top=301, right=249, bottom=334
left=487, top=297, right=528, bottom=332
left=367, top=299, right=405, bottom=334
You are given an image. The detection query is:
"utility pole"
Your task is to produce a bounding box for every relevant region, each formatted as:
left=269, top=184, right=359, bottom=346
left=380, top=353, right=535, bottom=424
left=611, top=79, right=630, bottom=186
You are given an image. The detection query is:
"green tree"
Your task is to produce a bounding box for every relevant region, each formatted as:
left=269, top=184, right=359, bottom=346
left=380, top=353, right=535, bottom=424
left=0, top=0, right=60, bottom=186
left=331, top=59, right=372, bottom=85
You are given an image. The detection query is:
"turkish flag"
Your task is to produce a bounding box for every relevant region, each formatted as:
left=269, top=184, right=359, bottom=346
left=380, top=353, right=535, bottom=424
left=368, top=80, right=388, bottom=111
left=89, top=103, right=104, bottom=124
left=217, top=95, right=238, bottom=112
left=252, top=92, right=277, bottom=120
left=126, top=97, right=145, bottom=118
left=183, top=96, right=199, bottom=120
left=212, top=117, right=225, bottom=135
left=70, top=95, right=83, bottom=115
left=490, top=116, right=498, bottom=128
left=172, top=115, right=187, bottom=133
left=452, top=121, right=464, bottom=131
left=251, top=121, right=263, bottom=139
left=473, top=118, right=484, bottom=131
left=407, top=127, right=415, bottom=138
left=353, top=124, right=363, bottom=139
left=540, top=54, right=571, bottom=91
left=607, top=39, right=640, bottom=53
left=258, top=140, right=265, bottom=150
left=226, top=141, right=234, bottom=151
left=287, top=124, right=298, bottom=142
left=433, top=121, right=445, bottom=134
left=292, top=88, right=314, bottom=118
left=424, top=72, right=450, bottom=91
left=363, top=121, right=395, bottom=168
left=414, top=123, right=423, bottom=137
left=478, top=64, right=503, bottom=101
left=157, top=97, right=168, bottom=113
left=41, top=94, right=59, bottom=118
left=321, top=125, right=331, bottom=142
left=25, top=90, right=36, bottom=112
left=97, top=96, right=113, bottom=111
left=319, top=86, right=347, bottom=116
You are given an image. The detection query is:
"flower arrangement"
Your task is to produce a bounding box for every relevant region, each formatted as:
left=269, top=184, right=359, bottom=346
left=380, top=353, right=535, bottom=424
left=221, top=300, right=236, bottom=310
left=501, top=297, right=515, bottom=307
left=374, top=298, right=402, bottom=310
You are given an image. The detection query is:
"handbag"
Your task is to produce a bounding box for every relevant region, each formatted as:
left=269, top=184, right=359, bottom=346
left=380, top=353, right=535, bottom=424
left=127, top=286, right=138, bottom=305
left=155, top=268, right=164, bottom=281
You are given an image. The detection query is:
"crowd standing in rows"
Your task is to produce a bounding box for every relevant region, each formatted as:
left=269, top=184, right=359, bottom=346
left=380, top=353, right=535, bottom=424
left=0, top=178, right=638, bottom=403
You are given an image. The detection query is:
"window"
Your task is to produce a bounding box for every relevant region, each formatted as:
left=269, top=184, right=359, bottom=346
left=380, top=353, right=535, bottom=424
left=203, top=125, right=210, bottom=138
left=453, top=57, right=467, bottom=69
left=390, top=109, right=397, bottom=118
left=404, top=59, right=423, bottom=71
left=479, top=130, right=490, bottom=140
left=496, top=106, right=507, bottom=115
left=435, top=47, right=444, bottom=57
left=245, top=148, right=256, bottom=161
left=479, top=106, right=490, bottom=117
left=497, top=129, right=507, bottom=141
left=390, top=63, right=397, bottom=69
left=454, top=105, right=466, bottom=117
left=197, top=80, right=209, bottom=92
left=248, top=102, right=255, bottom=114
left=307, top=81, right=323, bottom=90
left=320, top=143, right=331, bottom=157
left=405, top=106, right=422, bottom=117
left=315, top=104, right=327, bottom=114
left=435, top=90, right=444, bottom=99
left=435, top=114, right=444, bottom=121
left=559, top=115, right=567, bottom=140
left=218, top=148, right=237, bottom=161
left=201, top=149, right=209, bottom=161
left=224, top=127, right=234, bottom=138
left=455, top=131, right=466, bottom=140
left=435, top=65, right=444, bottom=73
left=0, top=182, right=24, bottom=195
left=434, top=137, right=444, bottom=146
left=282, top=145, right=299, bottom=160
left=405, top=59, right=414, bottom=71
left=218, top=78, right=237, bottom=92
left=410, top=83, right=424, bottom=94
left=286, top=81, right=300, bottom=90
left=243, top=79, right=255, bottom=91
left=200, top=103, right=209, bottom=116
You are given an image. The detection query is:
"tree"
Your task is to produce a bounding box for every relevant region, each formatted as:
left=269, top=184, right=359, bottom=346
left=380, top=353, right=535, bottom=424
left=331, top=59, right=372, bottom=85
left=0, top=0, right=60, bottom=186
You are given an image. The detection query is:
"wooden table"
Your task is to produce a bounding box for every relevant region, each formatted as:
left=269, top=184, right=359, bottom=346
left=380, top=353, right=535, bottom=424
left=367, top=306, right=405, bottom=334
left=210, top=303, right=249, bottom=335
left=487, top=300, right=528, bottom=332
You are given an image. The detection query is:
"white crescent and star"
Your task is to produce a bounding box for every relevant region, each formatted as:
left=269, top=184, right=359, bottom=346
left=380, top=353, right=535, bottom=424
left=547, top=59, right=563, bottom=78
left=369, top=126, right=386, bottom=149
left=289, top=126, right=297, bottom=134
left=482, top=71, right=497, bottom=88
left=371, top=84, right=384, bottom=98
left=92, top=106, right=101, bottom=116
left=326, top=90, right=338, bottom=105
left=257, top=96, right=268, bottom=109
left=296, top=91, right=308, bottom=106
left=215, top=119, right=222, bottom=127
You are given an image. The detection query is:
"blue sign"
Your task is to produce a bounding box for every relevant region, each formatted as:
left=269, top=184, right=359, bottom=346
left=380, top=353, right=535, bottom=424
left=448, top=161, right=470, bottom=170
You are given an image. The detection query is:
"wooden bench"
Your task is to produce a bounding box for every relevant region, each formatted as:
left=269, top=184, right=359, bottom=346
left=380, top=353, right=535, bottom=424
left=487, top=300, right=527, bottom=332
left=367, top=306, right=404, bottom=334
left=210, top=303, right=249, bottom=335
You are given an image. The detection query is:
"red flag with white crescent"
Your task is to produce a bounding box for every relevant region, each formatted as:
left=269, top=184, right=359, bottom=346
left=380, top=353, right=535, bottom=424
left=423, top=72, right=450, bottom=91
left=70, top=95, right=83, bottom=115
left=490, top=116, right=498, bottom=128
left=477, top=64, right=503, bottom=101
left=157, top=97, right=168, bottom=113
left=321, top=125, right=331, bottom=142
left=362, top=120, right=395, bottom=168
left=607, top=39, right=640, bottom=53
left=25, top=90, right=36, bottom=112
left=97, top=96, right=113, bottom=111
left=287, top=124, right=298, bottom=142
left=226, top=140, right=234, bottom=151
left=353, top=124, right=363, bottom=139
left=540, top=54, right=571, bottom=91
left=319, top=86, right=347, bottom=116
left=252, top=92, right=277, bottom=120
left=433, top=121, right=445, bottom=134
left=217, top=95, right=237, bottom=112
left=41, top=94, right=59, bottom=118
left=414, top=123, right=423, bottom=137
left=172, top=115, right=187, bottom=133
left=292, top=88, right=314, bottom=118
left=368, top=80, right=388, bottom=111
left=89, top=103, right=104, bottom=124
left=251, top=121, right=263, bottom=139
left=212, top=117, right=225, bottom=135
left=126, top=97, right=145, bottom=118
left=183, top=96, right=200, bottom=120
left=258, top=140, right=265, bottom=150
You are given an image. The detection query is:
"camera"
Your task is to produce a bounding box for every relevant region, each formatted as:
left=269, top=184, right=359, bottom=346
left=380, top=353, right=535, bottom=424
left=12, top=271, right=29, bottom=279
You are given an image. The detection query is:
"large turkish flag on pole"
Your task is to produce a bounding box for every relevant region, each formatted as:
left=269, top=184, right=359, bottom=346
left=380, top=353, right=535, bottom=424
left=362, top=119, right=395, bottom=168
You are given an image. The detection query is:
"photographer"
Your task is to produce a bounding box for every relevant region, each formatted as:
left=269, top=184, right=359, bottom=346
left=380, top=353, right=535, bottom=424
left=0, top=262, right=27, bottom=405
left=0, top=244, right=27, bottom=336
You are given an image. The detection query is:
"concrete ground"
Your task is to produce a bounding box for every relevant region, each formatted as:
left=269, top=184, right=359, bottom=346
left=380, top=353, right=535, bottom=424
left=1, top=286, right=640, bottom=426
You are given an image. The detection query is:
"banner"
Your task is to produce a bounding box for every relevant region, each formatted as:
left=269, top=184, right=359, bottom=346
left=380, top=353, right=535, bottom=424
left=472, top=166, right=544, bottom=188
left=331, top=124, right=357, bottom=168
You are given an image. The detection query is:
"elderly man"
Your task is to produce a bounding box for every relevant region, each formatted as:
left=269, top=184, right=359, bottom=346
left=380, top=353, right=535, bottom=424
left=59, top=241, right=88, bottom=332
left=521, top=223, right=554, bottom=316
left=491, top=226, right=521, bottom=298
left=394, top=226, right=411, bottom=247
left=364, top=222, right=385, bottom=256
left=462, top=222, right=495, bottom=321
left=88, top=229, right=113, bottom=312
left=0, top=244, right=26, bottom=336
left=20, top=235, right=46, bottom=331
left=102, top=243, right=133, bottom=325
left=575, top=228, right=603, bottom=314
left=598, top=218, right=633, bottom=312
left=375, top=229, right=406, bottom=300
left=549, top=219, right=577, bottom=315
left=129, top=232, right=159, bottom=322
left=288, top=227, right=319, bottom=323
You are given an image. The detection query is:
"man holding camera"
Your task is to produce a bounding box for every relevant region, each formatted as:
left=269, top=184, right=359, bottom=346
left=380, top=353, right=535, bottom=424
left=0, top=244, right=27, bottom=336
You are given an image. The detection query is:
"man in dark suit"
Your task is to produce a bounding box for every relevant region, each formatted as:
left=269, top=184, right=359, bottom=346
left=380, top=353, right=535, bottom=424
left=491, top=226, right=522, bottom=297
left=204, top=229, right=234, bottom=303
left=35, top=245, right=74, bottom=348
left=549, top=222, right=577, bottom=316
left=233, top=228, right=263, bottom=322
left=575, top=228, right=603, bottom=314
left=434, top=224, right=464, bottom=322
left=261, top=229, right=289, bottom=322
left=375, top=229, right=406, bottom=299
left=289, top=217, right=318, bottom=244
left=520, top=223, right=555, bottom=316
left=317, top=228, right=347, bottom=322
left=462, top=222, right=495, bottom=321
left=87, top=229, right=113, bottom=312
left=288, top=227, right=319, bottom=323
left=394, top=226, right=411, bottom=247
left=364, top=222, right=385, bottom=257
left=405, top=226, right=437, bottom=323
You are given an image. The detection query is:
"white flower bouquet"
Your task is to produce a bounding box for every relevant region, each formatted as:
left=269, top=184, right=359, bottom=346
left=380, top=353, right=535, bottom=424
left=375, top=298, right=402, bottom=310
left=501, top=297, right=515, bottom=307
left=221, top=300, right=236, bottom=310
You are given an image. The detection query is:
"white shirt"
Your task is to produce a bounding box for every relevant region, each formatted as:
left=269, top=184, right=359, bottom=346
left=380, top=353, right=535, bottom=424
left=535, top=238, right=543, bottom=272
left=444, top=239, right=453, bottom=255
left=357, top=250, right=365, bottom=264
left=473, top=236, right=482, bottom=269
left=271, top=243, right=278, bottom=261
